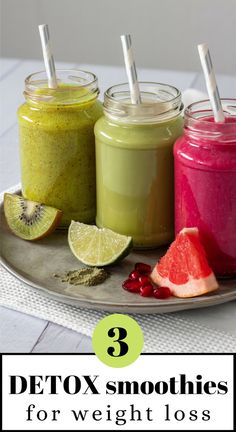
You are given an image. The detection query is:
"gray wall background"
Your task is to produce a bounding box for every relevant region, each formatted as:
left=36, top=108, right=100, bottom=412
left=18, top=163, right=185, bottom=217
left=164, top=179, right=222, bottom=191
left=1, top=0, right=236, bottom=74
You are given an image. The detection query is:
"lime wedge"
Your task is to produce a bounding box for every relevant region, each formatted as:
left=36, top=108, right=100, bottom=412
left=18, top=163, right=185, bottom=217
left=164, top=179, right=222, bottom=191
left=68, top=221, right=133, bottom=266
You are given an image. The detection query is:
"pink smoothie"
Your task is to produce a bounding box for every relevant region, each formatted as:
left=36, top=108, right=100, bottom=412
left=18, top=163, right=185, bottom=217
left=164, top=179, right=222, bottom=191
left=174, top=103, right=236, bottom=276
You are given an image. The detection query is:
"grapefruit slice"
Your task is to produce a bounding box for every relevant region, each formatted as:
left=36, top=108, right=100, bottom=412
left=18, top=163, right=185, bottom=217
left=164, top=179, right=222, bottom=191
left=151, top=227, right=219, bottom=298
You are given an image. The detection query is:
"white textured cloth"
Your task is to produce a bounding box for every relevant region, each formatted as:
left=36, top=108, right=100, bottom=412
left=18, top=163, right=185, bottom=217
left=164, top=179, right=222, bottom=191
left=1, top=185, right=236, bottom=353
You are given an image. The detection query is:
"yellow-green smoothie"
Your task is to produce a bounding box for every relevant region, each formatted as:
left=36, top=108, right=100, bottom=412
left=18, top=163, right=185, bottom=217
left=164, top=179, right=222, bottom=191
left=18, top=70, right=103, bottom=226
left=95, top=83, right=183, bottom=248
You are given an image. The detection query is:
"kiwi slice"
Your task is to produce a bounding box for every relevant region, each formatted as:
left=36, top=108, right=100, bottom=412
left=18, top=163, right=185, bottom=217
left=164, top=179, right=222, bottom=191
left=4, top=193, right=62, bottom=241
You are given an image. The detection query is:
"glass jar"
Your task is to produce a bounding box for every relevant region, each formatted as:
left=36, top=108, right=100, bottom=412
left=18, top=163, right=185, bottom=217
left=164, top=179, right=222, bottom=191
left=18, top=70, right=103, bottom=226
left=174, top=99, right=236, bottom=276
left=95, top=83, right=183, bottom=248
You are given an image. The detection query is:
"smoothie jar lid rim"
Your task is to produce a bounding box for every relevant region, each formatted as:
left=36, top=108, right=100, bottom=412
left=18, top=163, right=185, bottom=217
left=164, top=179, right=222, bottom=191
left=184, top=98, right=236, bottom=141
left=25, top=69, right=98, bottom=89
left=105, top=82, right=182, bottom=105
left=185, top=98, right=236, bottom=121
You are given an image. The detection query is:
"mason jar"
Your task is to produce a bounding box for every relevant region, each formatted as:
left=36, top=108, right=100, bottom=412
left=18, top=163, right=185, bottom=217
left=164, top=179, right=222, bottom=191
left=18, top=70, right=103, bottom=226
left=95, top=82, right=183, bottom=248
left=174, top=99, right=236, bottom=276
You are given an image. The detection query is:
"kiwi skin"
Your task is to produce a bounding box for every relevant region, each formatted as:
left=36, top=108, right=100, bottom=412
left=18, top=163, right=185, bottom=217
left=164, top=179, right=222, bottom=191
left=37, top=215, right=62, bottom=240
left=3, top=193, right=63, bottom=241
left=29, top=208, right=63, bottom=241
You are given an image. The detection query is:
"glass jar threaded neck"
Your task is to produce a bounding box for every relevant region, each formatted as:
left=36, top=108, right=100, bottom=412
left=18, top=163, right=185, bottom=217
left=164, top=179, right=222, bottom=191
left=184, top=99, right=236, bottom=144
left=24, top=69, right=99, bottom=105
left=103, top=82, right=183, bottom=124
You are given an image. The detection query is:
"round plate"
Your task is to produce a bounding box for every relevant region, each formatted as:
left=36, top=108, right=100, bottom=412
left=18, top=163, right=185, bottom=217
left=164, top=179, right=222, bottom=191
left=1, top=193, right=236, bottom=313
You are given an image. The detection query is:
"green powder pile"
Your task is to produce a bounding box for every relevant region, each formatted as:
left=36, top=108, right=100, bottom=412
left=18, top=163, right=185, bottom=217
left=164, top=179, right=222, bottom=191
left=54, top=267, right=109, bottom=286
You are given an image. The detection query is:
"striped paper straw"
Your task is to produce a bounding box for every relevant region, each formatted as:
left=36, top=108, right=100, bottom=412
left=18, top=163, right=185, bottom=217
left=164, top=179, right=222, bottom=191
left=120, top=34, right=141, bottom=104
left=38, top=24, right=57, bottom=89
left=198, top=43, right=225, bottom=122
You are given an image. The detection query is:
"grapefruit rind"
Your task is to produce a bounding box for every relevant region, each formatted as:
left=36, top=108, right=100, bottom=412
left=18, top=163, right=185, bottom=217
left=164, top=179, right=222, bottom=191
left=150, top=226, right=219, bottom=298
left=180, top=227, right=198, bottom=235
left=151, top=266, right=219, bottom=298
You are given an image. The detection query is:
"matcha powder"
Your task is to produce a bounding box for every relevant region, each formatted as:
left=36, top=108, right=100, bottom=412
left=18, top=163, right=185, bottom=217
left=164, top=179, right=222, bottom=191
left=54, top=267, right=109, bottom=286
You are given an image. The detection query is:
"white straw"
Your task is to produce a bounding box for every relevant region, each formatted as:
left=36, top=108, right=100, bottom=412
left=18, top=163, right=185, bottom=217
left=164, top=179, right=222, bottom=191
left=120, top=34, right=141, bottom=104
left=198, top=43, right=225, bottom=122
left=38, top=24, right=57, bottom=89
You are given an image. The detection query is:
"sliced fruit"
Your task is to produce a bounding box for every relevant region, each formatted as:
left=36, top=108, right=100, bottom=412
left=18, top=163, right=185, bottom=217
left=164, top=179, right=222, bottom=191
left=68, top=221, right=132, bottom=266
left=4, top=193, right=62, bottom=241
left=151, top=227, right=219, bottom=298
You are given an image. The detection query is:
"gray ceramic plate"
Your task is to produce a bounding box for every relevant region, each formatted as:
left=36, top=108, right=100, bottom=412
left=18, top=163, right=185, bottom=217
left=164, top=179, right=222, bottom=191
left=1, top=193, right=236, bottom=313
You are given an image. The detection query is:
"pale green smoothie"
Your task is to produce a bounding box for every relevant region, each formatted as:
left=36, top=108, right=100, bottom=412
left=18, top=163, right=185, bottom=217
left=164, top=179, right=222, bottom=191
left=18, top=70, right=103, bottom=226
left=95, top=83, right=183, bottom=248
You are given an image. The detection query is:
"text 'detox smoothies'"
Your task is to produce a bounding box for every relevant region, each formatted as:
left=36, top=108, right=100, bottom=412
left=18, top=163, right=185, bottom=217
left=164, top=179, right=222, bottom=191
left=18, top=70, right=103, bottom=226
left=95, top=83, right=183, bottom=249
left=174, top=100, right=236, bottom=276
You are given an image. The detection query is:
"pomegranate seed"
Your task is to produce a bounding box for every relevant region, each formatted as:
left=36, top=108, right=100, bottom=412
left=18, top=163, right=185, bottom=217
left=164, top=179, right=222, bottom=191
left=140, top=284, right=154, bottom=297
left=135, top=262, right=152, bottom=274
left=122, top=279, right=141, bottom=293
left=139, top=275, right=150, bottom=285
left=129, top=270, right=140, bottom=280
left=153, top=287, right=172, bottom=299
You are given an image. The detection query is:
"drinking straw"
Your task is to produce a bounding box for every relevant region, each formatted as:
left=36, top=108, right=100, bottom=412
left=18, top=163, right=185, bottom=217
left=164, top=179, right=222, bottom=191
left=120, top=34, right=141, bottom=104
left=38, top=24, right=57, bottom=89
left=198, top=43, right=225, bottom=122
